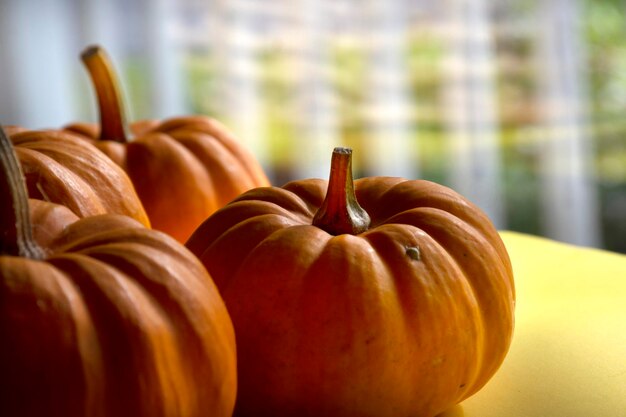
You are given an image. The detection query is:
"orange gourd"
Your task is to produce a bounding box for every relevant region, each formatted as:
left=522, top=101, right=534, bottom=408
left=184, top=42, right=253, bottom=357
left=4, top=125, right=149, bottom=227
left=187, top=147, right=515, bottom=417
left=65, top=46, right=270, bottom=242
left=0, top=127, right=237, bottom=417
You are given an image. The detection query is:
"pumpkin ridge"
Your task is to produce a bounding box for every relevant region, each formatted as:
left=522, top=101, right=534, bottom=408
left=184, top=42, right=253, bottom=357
left=353, top=176, right=408, bottom=223
left=369, top=179, right=513, bottom=276
left=54, top=226, right=167, bottom=255
left=56, top=155, right=133, bottom=199
left=200, top=214, right=302, bottom=289
left=224, top=202, right=308, bottom=235
left=41, top=262, right=107, bottom=416
left=282, top=179, right=328, bottom=213
left=418, top=229, right=488, bottom=401
left=387, top=206, right=515, bottom=304
left=155, top=117, right=267, bottom=185
left=18, top=134, right=107, bottom=155
left=28, top=199, right=79, bottom=257
left=47, top=253, right=194, bottom=417
left=362, top=224, right=485, bottom=410
left=63, top=122, right=99, bottom=138
left=233, top=224, right=329, bottom=277
left=173, top=131, right=258, bottom=205
left=233, top=200, right=311, bottom=223
left=73, top=240, right=214, bottom=299
left=75, top=245, right=236, bottom=416
left=385, top=207, right=514, bottom=397
left=289, top=234, right=394, bottom=413
left=13, top=135, right=149, bottom=227
left=151, top=116, right=211, bottom=132
left=0, top=258, right=105, bottom=416
left=221, top=227, right=330, bottom=417
left=231, top=186, right=315, bottom=217
left=187, top=200, right=307, bottom=259
left=157, top=117, right=243, bottom=153
left=366, top=179, right=472, bottom=222
left=16, top=147, right=107, bottom=217
left=125, top=133, right=215, bottom=241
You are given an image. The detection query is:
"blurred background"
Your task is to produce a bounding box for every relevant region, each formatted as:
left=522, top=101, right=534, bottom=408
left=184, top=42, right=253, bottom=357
left=0, top=0, right=625, bottom=253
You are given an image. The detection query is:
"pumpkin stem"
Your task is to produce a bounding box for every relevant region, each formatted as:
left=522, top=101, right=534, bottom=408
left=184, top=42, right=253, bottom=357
left=312, top=147, right=371, bottom=235
left=0, top=126, right=45, bottom=259
left=81, top=45, right=131, bottom=143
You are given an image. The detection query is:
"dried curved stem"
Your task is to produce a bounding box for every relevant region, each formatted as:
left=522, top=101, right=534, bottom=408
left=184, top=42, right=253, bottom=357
left=0, top=126, right=44, bottom=259
left=81, top=45, right=130, bottom=143
left=312, top=147, right=371, bottom=235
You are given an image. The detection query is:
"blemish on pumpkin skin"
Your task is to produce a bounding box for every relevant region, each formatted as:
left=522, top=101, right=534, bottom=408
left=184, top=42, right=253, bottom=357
left=432, top=356, right=444, bottom=366
left=365, top=335, right=376, bottom=345
left=406, top=246, right=421, bottom=261
left=36, top=181, right=52, bottom=202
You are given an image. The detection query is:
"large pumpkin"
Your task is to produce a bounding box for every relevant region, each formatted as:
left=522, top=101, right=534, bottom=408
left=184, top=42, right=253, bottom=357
left=5, top=125, right=149, bottom=227
left=0, top=127, right=237, bottom=417
left=186, top=147, right=515, bottom=417
left=65, top=46, right=270, bottom=242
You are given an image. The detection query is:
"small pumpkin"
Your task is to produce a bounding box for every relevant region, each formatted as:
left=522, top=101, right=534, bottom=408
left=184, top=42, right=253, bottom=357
left=65, top=45, right=270, bottom=242
left=5, top=125, right=149, bottom=227
left=186, top=147, right=515, bottom=417
left=0, top=126, right=237, bottom=417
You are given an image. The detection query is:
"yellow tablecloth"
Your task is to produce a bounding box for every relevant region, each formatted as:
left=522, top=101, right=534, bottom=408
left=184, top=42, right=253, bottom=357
left=444, top=231, right=626, bottom=417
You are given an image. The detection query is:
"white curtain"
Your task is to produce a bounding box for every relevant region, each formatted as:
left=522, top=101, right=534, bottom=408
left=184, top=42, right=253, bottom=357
left=0, top=0, right=607, bottom=249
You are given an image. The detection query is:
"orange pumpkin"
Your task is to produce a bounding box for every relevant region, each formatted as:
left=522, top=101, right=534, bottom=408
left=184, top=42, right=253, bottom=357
left=5, top=125, right=149, bottom=227
left=187, top=147, right=515, bottom=417
left=0, top=127, right=237, bottom=417
left=64, top=46, right=270, bottom=242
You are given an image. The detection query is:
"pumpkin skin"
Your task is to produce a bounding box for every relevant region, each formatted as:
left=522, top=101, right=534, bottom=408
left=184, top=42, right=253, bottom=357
left=0, top=200, right=237, bottom=417
left=66, top=116, right=270, bottom=242
left=6, top=125, right=150, bottom=227
left=1, top=124, right=235, bottom=417
left=64, top=46, right=270, bottom=243
left=186, top=150, right=515, bottom=417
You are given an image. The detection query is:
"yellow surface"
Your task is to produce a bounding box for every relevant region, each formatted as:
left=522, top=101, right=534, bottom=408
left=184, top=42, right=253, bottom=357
left=442, top=231, right=626, bottom=417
